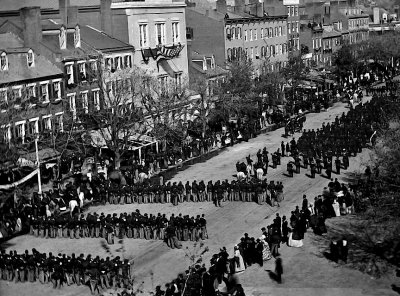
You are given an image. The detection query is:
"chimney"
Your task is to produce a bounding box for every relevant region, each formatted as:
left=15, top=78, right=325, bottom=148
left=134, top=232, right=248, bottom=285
left=59, top=0, right=69, bottom=25
left=67, top=6, right=78, bottom=26
left=100, top=0, right=113, bottom=35
left=216, top=0, right=227, bottom=12
left=20, top=7, right=42, bottom=52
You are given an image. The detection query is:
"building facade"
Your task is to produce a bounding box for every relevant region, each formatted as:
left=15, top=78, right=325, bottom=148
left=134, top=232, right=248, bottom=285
left=0, top=30, right=63, bottom=144
left=283, top=0, right=300, bottom=53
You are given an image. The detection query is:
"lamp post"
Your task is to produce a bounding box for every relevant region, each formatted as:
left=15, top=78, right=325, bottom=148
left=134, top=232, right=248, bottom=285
left=34, top=135, right=42, bottom=195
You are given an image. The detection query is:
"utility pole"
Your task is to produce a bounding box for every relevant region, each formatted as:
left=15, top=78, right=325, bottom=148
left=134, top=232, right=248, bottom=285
left=35, top=136, right=42, bottom=195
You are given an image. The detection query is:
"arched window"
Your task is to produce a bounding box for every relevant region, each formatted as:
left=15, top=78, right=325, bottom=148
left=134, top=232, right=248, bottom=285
left=232, top=48, right=237, bottom=60
left=270, top=45, right=275, bottom=55
left=261, top=46, right=265, bottom=57
left=266, top=46, right=269, bottom=57
left=237, top=27, right=242, bottom=39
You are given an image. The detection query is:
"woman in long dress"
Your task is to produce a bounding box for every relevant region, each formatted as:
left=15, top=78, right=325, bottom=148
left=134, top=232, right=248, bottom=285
left=332, top=198, right=341, bottom=217
left=288, top=231, right=303, bottom=248
left=233, top=246, right=246, bottom=273
left=261, top=236, right=272, bottom=261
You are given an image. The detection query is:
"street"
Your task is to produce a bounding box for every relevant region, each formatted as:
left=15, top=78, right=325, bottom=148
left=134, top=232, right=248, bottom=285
left=1, top=98, right=397, bottom=296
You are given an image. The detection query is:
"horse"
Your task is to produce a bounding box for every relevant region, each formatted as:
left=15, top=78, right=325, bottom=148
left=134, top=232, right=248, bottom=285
left=237, top=171, right=246, bottom=181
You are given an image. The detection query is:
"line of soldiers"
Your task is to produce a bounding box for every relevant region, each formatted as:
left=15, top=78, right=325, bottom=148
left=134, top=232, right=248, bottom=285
left=0, top=249, right=133, bottom=295
left=105, top=179, right=284, bottom=207
left=28, top=211, right=208, bottom=245
left=286, top=95, right=390, bottom=178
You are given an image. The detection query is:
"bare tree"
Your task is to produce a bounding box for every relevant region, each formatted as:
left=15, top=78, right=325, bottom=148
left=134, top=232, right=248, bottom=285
left=76, top=60, right=145, bottom=170
left=139, top=73, right=191, bottom=152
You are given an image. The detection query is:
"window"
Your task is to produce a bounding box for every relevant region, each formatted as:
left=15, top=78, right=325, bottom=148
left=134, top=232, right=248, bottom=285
left=74, top=25, right=81, bottom=48
left=54, top=113, right=63, bottom=132
left=250, top=29, right=253, bottom=41
left=244, top=30, right=248, bottom=42
left=13, top=86, right=22, bottom=99
left=237, top=28, right=241, bottom=39
left=261, top=28, right=264, bottom=39
left=66, top=64, right=74, bottom=85
left=53, top=81, right=61, bottom=100
left=227, top=48, right=232, bottom=61
left=105, top=58, right=112, bottom=70
left=255, top=46, right=259, bottom=58
left=81, top=91, right=88, bottom=113
left=296, top=21, right=299, bottom=33
left=313, top=39, right=315, bottom=49
left=0, top=88, right=7, bottom=103
left=59, top=26, right=66, bottom=50
left=172, top=22, right=180, bottom=43
left=269, top=27, right=273, bottom=37
left=68, top=93, right=76, bottom=113
left=28, top=118, right=39, bottom=135
left=155, top=23, right=166, bottom=45
left=27, top=49, right=35, bottom=67
left=295, top=6, right=298, bottom=16
left=78, top=62, right=86, bottom=81
left=279, top=26, right=282, bottom=36
left=174, top=73, right=182, bottom=91
left=124, top=55, right=132, bottom=68
left=254, top=29, right=257, bottom=40
left=40, top=83, right=49, bottom=102
left=42, top=115, right=52, bottom=131
left=139, top=24, right=148, bottom=47
left=250, top=47, right=254, bottom=59
left=0, top=52, right=7, bottom=71
left=15, top=121, right=25, bottom=142
left=114, top=56, right=122, bottom=70
left=27, top=84, right=36, bottom=98
left=92, top=89, right=100, bottom=111
left=275, top=27, right=278, bottom=37
left=2, top=125, right=10, bottom=142
left=90, top=61, right=98, bottom=78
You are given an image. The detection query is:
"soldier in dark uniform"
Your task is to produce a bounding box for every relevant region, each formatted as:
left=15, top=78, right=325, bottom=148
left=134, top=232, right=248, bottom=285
left=326, top=159, right=332, bottom=179
left=310, top=160, right=316, bottom=178
left=294, top=156, right=301, bottom=174
left=287, top=162, right=294, bottom=177
left=281, top=141, right=285, bottom=156
left=335, top=157, right=341, bottom=174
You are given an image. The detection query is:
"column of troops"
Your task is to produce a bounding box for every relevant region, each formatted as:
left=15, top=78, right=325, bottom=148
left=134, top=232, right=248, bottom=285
left=28, top=211, right=208, bottom=245
left=287, top=97, right=388, bottom=178
left=0, top=249, right=133, bottom=294
left=105, top=179, right=284, bottom=206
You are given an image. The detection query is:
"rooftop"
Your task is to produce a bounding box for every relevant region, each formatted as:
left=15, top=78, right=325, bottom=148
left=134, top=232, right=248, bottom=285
left=0, top=33, right=62, bottom=85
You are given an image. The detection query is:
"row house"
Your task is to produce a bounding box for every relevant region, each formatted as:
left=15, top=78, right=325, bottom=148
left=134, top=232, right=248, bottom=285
left=322, top=28, right=342, bottom=66
left=300, top=21, right=324, bottom=65
left=225, top=14, right=289, bottom=72
left=0, top=32, right=64, bottom=144
left=283, top=0, right=301, bottom=53
left=0, top=0, right=188, bottom=96
left=0, top=6, right=135, bottom=138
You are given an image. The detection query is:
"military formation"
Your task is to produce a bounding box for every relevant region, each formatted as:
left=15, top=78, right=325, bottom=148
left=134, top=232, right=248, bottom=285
left=28, top=211, right=208, bottom=245
left=106, top=179, right=284, bottom=207
left=0, top=249, right=133, bottom=294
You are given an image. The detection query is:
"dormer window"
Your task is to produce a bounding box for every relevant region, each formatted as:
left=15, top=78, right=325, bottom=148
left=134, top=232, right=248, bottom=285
left=0, top=52, right=7, bottom=71
left=27, top=49, right=35, bottom=67
left=59, top=26, right=67, bottom=50
left=74, top=25, right=81, bottom=48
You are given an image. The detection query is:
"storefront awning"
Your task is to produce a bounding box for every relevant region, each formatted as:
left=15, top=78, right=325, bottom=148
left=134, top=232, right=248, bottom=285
left=87, top=129, right=157, bottom=150
left=159, top=59, right=180, bottom=77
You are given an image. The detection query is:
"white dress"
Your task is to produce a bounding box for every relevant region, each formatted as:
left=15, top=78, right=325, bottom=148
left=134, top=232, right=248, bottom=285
left=332, top=200, right=341, bottom=217
left=234, top=250, right=246, bottom=273
left=288, top=232, right=303, bottom=248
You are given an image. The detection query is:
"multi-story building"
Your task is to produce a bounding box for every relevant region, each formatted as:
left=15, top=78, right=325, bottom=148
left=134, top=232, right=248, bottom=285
left=186, top=0, right=289, bottom=73
left=0, top=5, right=136, bottom=125
left=0, top=0, right=189, bottom=87
left=322, top=27, right=342, bottom=66
left=299, top=21, right=324, bottom=65
left=283, top=0, right=300, bottom=53
left=340, top=7, right=369, bottom=44
left=0, top=30, right=63, bottom=144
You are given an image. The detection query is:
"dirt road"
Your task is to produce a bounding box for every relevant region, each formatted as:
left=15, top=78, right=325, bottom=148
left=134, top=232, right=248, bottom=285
left=1, top=99, right=397, bottom=296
